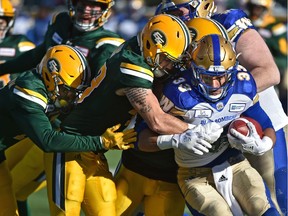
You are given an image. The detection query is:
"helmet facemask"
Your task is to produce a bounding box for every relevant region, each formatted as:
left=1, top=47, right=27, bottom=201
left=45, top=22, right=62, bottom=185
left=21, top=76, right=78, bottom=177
left=191, top=62, right=237, bottom=102
left=72, top=0, right=113, bottom=31
left=190, top=34, right=237, bottom=102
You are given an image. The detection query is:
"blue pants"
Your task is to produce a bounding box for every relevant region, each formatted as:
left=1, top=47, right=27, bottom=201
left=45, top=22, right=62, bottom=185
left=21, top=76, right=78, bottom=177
left=273, top=128, right=287, bottom=214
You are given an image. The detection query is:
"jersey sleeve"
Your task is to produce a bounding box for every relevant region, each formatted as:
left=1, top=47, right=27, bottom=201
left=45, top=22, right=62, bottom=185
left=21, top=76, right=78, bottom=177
left=242, top=101, right=274, bottom=130
left=212, top=9, right=255, bottom=43
left=10, top=82, right=104, bottom=153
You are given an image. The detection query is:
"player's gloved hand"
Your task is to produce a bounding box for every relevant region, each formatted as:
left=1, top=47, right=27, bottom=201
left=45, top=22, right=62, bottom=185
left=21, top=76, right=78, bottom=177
left=100, top=124, right=137, bottom=150
left=75, top=152, right=108, bottom=177
left=228, top=122, right=273, bottom=156
left=157, top=122, right=223, bottom=155
left=194, top=122, right=224, bottom=144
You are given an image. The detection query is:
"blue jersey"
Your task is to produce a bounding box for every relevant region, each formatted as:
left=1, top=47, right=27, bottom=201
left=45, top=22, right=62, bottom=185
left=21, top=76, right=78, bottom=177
left=212, top=9, right=255, bottom=44
left=161, top=65, right=273, bottom=167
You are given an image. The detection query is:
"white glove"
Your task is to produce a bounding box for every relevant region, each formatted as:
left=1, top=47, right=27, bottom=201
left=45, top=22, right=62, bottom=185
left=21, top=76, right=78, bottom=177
left=228, top=122, right=273, bottom=156
left=195, top=122, right=224, bottom=144
left=157, top=122, right=223, bottom=155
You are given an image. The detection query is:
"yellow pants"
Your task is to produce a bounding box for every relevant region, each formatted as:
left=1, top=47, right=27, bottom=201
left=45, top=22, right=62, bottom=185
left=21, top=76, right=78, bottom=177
left=115, top=164, right=185, bottom=216
left=44, top=152, right=117, bottom=216
left=5, top=139, right=46, bottom=201
left=0, top=161, right=19, bottom=216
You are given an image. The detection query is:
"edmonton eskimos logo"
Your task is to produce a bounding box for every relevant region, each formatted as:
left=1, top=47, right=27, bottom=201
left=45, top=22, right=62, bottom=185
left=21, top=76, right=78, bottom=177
left=151, top=30, right=166, bottom=46
left=47, top=58, right=60, bottom=72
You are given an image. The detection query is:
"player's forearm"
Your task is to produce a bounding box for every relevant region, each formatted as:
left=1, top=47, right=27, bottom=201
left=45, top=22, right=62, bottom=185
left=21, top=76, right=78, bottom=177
left=126, top=87, right=188, bottom=134
left=236, top=29, right=280, bottom=92
left=0, top=43, right=46, bottom=75
left=31, top=129, right=105, bottom=153
left=144, top=112, right=188, bottom=134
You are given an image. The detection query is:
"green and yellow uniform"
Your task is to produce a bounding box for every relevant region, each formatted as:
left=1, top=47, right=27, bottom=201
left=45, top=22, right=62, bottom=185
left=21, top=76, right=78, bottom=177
left=57, top=36, right=154, bottom=215
left=0, top=11, right=125, bottom=216
left=0, top=12, right=124, bottom=77
left=0, top=69, right=108, bottom=216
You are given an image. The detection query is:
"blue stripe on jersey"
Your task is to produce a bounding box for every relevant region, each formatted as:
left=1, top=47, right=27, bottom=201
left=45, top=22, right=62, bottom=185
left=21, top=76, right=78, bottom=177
left=212, top=35, right=221, bottom=66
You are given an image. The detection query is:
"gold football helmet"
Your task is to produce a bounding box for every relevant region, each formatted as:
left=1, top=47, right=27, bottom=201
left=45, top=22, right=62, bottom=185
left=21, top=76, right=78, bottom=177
left=68, top=0, right=114, bottom=31
left=0, top=0, right=15, bottom=40
left=191, top=34, right=237, bottom=101
left=140, top=14, right=191, bottom=78
left=38, top=45, right=91, bottom=108
left=186, top=17, right=229, bottom=43
left=155, top=0, right=217, bottom=21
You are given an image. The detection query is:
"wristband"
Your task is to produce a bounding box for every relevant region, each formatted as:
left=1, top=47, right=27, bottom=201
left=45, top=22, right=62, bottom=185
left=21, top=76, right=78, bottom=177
left=188, top=124, right=196, bottom=129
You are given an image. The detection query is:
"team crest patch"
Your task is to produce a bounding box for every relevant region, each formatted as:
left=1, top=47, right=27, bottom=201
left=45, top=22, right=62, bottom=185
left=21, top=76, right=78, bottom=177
left=216, top=102, right=224, bottom=110
left=47, top=58, right=60, bottom=73
left=151, top=30, right=166, bottom=46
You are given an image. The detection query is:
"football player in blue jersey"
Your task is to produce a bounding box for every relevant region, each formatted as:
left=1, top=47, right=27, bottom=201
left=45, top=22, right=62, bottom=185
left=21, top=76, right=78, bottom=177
left=0, top=1, right=127, bottom=215
left=137, top=34, right=281, bottom=216
left=115, top=0, right=282, bottom=214
left=154, top=0, right=287, bottom=214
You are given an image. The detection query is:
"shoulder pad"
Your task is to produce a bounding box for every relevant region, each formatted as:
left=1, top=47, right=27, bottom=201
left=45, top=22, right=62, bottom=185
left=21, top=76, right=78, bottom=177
left=163, top=77, right=197, bottom=110
left=212, top=9, right=255, bottom=43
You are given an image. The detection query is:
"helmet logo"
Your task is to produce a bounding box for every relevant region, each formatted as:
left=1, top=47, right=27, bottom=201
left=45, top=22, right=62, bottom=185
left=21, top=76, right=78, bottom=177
left=47, top=59, right=60, bottom=73
left=151, top=30, right=166, bottom=46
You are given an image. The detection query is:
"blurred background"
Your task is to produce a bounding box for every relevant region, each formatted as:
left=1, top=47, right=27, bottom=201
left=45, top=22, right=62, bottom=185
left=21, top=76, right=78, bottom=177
left=8, top=0, right=287, bottom=215
left=10, top=0, right=287, bottom=41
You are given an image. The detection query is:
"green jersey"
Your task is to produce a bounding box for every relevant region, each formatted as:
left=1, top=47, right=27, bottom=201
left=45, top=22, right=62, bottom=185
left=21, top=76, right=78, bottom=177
left=0, top=34, right=35, bottom=87
left=61, top=36, right=153, bottom=135
left=0, top=70, right=104, bottom=162
left=0, top=12, right=124, bottom=77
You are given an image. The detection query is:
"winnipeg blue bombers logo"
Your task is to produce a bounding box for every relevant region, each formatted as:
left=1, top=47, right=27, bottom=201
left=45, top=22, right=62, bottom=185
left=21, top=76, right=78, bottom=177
left=151, top=30, right=166, bottom=46
left=47, top=58, right=60, bottom=73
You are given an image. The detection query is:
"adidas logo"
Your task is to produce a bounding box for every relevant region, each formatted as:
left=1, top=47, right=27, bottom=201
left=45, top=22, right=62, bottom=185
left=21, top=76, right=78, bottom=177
left=218, top=175, right=228, bottom=182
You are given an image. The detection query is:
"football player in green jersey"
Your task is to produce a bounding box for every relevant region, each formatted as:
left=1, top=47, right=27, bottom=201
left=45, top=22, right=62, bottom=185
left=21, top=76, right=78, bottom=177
left=0, top=0, right=35, bottom=87
left=0, top=0, right=125, bottom=215
left=0, top=44, right=135, bottom=216
left=57, top=13, right=202, bottom=216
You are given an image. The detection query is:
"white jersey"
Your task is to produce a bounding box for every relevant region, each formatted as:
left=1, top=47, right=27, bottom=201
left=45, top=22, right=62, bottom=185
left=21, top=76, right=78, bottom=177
left=161, top=67, right=274, bottom=168
left=259, top=87, right=288, bottom=131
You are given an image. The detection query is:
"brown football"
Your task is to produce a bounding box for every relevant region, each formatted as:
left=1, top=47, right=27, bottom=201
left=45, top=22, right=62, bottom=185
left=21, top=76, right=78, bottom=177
left=228, top=116, right=264, bottom=138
